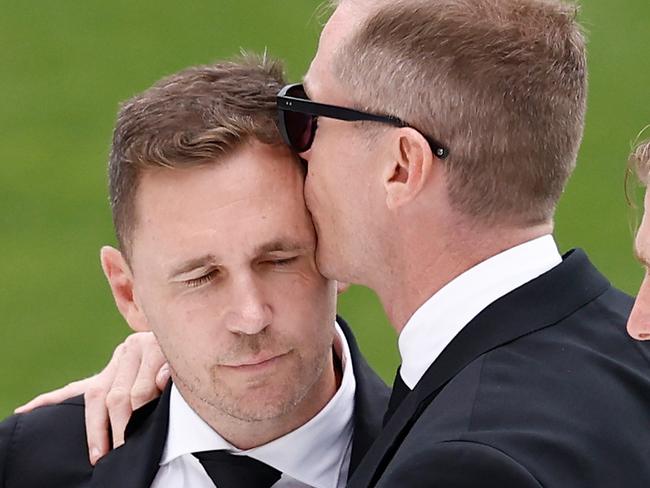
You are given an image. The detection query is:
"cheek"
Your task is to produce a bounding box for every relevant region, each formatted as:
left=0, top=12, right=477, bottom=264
left=305, top=170, right=339, bottom=228
left=303, top=172, right=316, bottom=208
left=305, top=166, right=326, bottom=200
left=628, top=272, right=650, bottom=338
left=305, top=150, right=337, bottom=192
left=153, top=293, right=208, bottom=329
left=269, top=271, right=336, bottom=320
left=633, top=278, right=650, bottom=318
left=143, top=291, right=228, bottom=358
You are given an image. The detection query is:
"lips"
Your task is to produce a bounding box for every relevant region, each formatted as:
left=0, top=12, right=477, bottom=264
left=220, top=351, right=290, bottom=370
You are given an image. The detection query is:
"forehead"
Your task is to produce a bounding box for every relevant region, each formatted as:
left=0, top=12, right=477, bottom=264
left=130, top=143, right=312, bottom=261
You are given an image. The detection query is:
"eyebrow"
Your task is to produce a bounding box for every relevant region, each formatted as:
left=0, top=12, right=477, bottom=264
left=255, top=239, right=311, bottom=255
left=168, top=254, right=218, bottom=280
left=167, top=239, right=312, bottom=280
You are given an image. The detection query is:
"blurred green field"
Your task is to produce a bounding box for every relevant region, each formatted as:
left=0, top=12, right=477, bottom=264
left=1, top=0, right=648, bottom=418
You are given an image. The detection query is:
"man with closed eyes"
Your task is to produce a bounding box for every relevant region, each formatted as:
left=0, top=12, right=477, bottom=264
left=0, top=56, right=389, bottom=488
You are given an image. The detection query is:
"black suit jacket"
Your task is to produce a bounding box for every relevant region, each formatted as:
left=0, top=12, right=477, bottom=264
left=349, top=249, right=650, bottom=488
left=0, top=317, right=389, bottom=487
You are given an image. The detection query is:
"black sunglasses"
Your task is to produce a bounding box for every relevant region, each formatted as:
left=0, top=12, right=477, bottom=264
left=277, top=83, right=449, bottom=159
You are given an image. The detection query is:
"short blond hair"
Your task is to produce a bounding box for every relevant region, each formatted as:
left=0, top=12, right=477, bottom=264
left=334, top=0, right=587, bottom=226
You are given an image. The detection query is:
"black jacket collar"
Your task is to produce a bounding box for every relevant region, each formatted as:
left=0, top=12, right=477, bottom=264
left=349, top=249, right=611, bottom=488
left=91, top=384, right=171, bottom=488
left=337, top=316, right=390, bottom=473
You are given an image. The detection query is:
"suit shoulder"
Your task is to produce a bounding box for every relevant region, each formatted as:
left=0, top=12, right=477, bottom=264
left=419, top=297, right=650, bottom=485
left=7, top=394, right=86, bottom=430
left=0, top=395, right=85, bottom=447
left=379, top=439, right=542, bottom=487
left=0, top=414, right=19, bottom=482
left=0, top=396, right=92, bottom=486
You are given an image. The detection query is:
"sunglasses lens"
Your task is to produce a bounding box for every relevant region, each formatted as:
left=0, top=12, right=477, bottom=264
left=279, top=84, right=318, bottom=153
left=285, top=111, right=316, bottom=152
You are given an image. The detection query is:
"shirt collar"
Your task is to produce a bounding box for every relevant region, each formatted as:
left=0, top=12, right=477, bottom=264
left=398, top=234, right=562, bottom=389
left=160, top=320, right=356, bottom=488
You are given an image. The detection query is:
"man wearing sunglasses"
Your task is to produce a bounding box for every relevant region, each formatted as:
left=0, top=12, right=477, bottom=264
left=17, top=0, right=650, bottom=486
left=273, top=0, right=650, bottom=485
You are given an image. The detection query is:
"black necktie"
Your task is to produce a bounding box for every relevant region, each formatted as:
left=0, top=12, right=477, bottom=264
left=383, top=366, right=412, bottom=426
left=193, top=450, right=282, bottom=488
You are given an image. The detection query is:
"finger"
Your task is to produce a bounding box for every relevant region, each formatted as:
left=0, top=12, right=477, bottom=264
left=155, top=362, right=171, bottom=391
left=84, top=378, right=109, bottom=466
left=130, top=334, right=167, bottom=410
left=15, top=378, right=90, bottom=413
left=106, top=340, right=143, bottom=449
left=84, top=343, right=123, bottom=464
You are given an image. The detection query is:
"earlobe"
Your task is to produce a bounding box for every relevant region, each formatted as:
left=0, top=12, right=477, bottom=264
left=384, top=129, right=433, bottom=210
left=336, top=281, right=351, bottom=295
left=100, top=246, right=151, bottom=332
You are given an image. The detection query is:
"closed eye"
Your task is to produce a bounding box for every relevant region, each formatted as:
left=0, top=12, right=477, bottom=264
left=268, top=256, right=299, bottom=266
left=185, top=270, right=218, bottom=288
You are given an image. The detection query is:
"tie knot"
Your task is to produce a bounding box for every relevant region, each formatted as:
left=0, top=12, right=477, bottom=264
left=193, top=450, right=282, bottom=488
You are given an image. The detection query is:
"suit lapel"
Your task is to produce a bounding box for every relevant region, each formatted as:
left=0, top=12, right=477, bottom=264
left=91, top=383, right=172, bottom=488
left=337, top=316, right=391, bottom=475
left=348, top=249, right=611, bottom=488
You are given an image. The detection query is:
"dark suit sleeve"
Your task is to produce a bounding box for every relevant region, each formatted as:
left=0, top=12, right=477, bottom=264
left=0, top=414, right=19, bottom=483
left=379, top=440, right=543, bottom=488
left=0, top=401, right=96, bottom=487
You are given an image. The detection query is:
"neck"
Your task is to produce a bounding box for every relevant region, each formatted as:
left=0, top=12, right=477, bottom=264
left=176, top=351, right=339, bottom=450
left=373, top=221, right=553, bottom=332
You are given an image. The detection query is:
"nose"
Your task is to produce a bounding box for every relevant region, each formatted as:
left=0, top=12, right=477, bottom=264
left=628, top=273, right=650, bottom=340
left=226, top=276, right=272, bottom=336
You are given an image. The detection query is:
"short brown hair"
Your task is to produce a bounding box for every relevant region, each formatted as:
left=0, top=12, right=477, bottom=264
left=631, top=139, right=650, bottom=185
left=334, top=0, right=587, bottom=226
left=108, top=54, right=286, bottom=254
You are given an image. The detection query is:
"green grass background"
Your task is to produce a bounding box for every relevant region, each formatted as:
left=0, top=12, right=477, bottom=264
left=1, top=0, right=648, bottom=418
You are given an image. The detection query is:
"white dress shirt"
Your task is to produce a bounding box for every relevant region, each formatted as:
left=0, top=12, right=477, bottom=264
left=398, top=234, right=562, bottom=389
left=151, top=321, right=356, bottom=488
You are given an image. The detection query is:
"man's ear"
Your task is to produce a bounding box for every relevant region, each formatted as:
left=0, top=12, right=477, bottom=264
left=383, top=128, right=436, bottom=210
left=100, top=246, right=151, bottom=332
